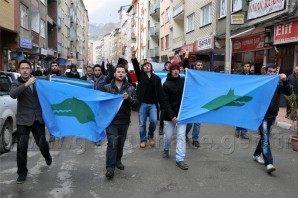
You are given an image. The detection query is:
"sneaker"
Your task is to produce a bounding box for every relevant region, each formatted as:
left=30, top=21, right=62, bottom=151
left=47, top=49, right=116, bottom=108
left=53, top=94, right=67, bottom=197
left=240, top=134, right=249, bottom=139
left=235, top=129, right=240, bottom=138
left=192, top=140, right=200, bottom=148
left=266, top=164, right=276, bottom=173
left=45, top=155, right=52, bottom=166
left=176, top=161, right=189, bottom=170
left=253, top=155, right=265, bottom=165
left=116, top=161, right=124, bottom=170
left=16, top=173, right=27, bottom=184
left=148, top=137, right=155, bottom=146
left=49, top=136, right=55, bottom=143
left=105, top=170, right=114, bottom=179
left=162, top=149, right=169, bottom=158
left=95, top=141, right=101, bottom=147
left=140, top=142, right=146, bottom=148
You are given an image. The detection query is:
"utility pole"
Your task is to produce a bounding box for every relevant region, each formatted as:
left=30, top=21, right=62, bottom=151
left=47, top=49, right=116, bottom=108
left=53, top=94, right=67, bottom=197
left=225, top=0, right=231, bottom=74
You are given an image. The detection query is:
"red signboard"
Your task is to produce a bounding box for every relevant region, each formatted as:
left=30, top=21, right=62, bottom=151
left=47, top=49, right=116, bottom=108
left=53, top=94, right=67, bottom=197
left=181, top=43, right=194, bottom=53
left=274, top=20, right=298, bottom=45
left=232, top=33, right=265, bottom=52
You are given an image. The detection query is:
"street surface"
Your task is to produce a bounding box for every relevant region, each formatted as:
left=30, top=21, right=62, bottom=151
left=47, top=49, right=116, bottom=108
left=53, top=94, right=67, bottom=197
left=0, top=112, right=297, bottom=198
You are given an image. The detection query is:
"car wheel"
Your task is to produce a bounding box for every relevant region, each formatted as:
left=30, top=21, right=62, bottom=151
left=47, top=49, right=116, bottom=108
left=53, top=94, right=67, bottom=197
left=0, top=120, right=13, bottom=153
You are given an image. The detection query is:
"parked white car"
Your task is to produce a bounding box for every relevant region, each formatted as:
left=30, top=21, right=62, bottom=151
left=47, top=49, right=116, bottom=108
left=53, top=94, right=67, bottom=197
left=0, top=72, right=17, bottom=153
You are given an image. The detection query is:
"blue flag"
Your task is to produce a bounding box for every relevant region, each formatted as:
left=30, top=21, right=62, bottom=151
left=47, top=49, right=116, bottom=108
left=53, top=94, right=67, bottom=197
left=36, top=79, right=123, bottom=142
left=178, top=69, right=279, bottom=131
left=50, top=76, right=94, bottom=89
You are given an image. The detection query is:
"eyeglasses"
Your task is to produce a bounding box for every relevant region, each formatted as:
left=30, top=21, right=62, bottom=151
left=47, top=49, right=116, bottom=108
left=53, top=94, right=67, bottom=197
left=19, top=67, right=30, bottom=70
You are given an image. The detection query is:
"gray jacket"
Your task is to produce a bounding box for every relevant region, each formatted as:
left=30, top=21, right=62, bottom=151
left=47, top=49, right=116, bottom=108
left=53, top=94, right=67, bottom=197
left=10, top=77, right=44, bottom=126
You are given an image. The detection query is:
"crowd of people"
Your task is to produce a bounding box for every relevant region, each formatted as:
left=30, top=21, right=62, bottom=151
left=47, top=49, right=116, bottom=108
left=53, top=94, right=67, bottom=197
left=7, top=50, right=297, bottom=183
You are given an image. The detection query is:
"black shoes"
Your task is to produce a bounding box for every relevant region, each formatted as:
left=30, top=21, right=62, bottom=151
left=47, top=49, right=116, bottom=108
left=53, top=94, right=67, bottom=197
left=45, top=155, right=52, bottom=166
left=116, top=161, right=125, bottom=170
left=95, top=141, right=101, bottom=146
left=16, top=173, right=27, bottom=184
left=159, top=127, right=164, bottom=136
left=162, top=149, right=169, bottom=158
left=49, top=136, right=55, bottom=143
left=192, top=141, right=200, bottom=148
left=105, top=170, right=114, bottom=179
left=176, top=161, right=189, bottom=170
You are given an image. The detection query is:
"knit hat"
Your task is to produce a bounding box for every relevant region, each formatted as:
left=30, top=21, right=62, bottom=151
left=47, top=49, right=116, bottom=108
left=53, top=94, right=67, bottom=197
left=169, top=63, right=180, bottom=71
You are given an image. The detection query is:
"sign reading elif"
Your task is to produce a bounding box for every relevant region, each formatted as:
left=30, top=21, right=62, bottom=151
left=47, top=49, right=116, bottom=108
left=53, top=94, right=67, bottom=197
left=197, top=36, right=214, bottom=51
left=274, top=20, right=298, bottom=45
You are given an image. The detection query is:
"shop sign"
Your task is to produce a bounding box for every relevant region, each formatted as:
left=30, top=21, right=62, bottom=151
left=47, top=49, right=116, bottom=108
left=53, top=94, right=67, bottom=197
left=274, top=20, right=298, bottom=45
left=10, top=52, right=24, bottom=60
left=247, top=0, right=285, bottom=20
left=197, top=36, right=214, bottom=51
left=231, top=14, right=244, bottom=25
left=181, top=43, right=194, bottom=53
left=20, top=37, right=32, bottom=49
left=47, top=48, right=55, bottom=56
left=39, top=48, right=47, bottom=55
left=232, top=33, right=265, bottom=52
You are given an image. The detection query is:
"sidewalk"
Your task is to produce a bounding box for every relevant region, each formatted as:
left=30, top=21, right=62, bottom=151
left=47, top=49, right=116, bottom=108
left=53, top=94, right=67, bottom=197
left=276, top=107, right=297, bottom=131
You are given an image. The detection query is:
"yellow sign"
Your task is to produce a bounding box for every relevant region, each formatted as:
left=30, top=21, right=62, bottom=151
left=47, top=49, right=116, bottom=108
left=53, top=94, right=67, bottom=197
left=231, top=14, right=244, bottom=25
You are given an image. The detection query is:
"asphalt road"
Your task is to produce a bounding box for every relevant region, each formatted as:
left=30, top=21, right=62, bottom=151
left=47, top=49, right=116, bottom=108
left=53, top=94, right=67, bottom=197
left=0, top=111, right=297, bottom=198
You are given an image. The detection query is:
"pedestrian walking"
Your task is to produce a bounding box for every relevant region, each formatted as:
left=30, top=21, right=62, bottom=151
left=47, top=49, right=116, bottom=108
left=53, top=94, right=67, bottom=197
left=252, top=65, right=291, bottom=173
left=10, top=60, right=52, bottom=184
left=286, top=66, right=298, bottom=117
left=162, top=63, right=188, bottom=170
left=131, top=49, right=163, bottom=148
left=235, top=62, right=252, bottom=139
left=66, top=64, right=80, bottom=79
left=103, top=65, right=138, bottom=179
left=80, top=65, right=94, bottom=80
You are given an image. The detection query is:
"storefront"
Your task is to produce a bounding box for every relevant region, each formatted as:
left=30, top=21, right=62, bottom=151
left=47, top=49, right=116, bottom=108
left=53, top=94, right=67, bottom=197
left=232, top=33, right=271, bottom=74
left=273, top=19, right=298, bottom=75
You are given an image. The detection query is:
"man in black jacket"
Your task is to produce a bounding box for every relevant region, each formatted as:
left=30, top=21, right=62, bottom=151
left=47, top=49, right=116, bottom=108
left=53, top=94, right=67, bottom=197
left=131, top=50, right=162, bottom=148
left=162, top=64, right=188, bottom=170
left=10, top=60, right=52, bottom=184
left=103, top=65, right=138, bottom=179
left=252, top=65, right=291, bottom=173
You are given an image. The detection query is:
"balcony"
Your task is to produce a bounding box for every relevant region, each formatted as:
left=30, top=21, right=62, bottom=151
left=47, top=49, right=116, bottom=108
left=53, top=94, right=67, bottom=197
left=149, top=23, right=160, bottom=37
left=173, top=0, right=185, bottom=19
left=149, top=47, right=159, bottom=57
left=149, top=1, right=160, bottom=17
left=172, top=35, right=185, bottom=50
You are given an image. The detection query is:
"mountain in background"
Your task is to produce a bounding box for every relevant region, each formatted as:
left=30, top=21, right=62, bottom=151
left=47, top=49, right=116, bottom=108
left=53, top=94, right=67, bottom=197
left=88, top=22, right=119, bottom=40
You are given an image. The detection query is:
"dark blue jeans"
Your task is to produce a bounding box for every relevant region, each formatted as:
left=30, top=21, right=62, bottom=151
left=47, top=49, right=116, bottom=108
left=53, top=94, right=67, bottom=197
left=17, top=121, right=51, bottom=176
left=106, top=124, right=129, bottom=171
left=254, top=117, right=276, bottom=166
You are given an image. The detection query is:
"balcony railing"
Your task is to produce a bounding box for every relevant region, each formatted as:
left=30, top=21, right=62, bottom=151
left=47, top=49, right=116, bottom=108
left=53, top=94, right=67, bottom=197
left=173, top=0, right=185, bottom=17
left=149, top=47, right=159, bottom=57
left=149, top=1, right=160, bottom=16
left=149, top=22, right=160, bottom=37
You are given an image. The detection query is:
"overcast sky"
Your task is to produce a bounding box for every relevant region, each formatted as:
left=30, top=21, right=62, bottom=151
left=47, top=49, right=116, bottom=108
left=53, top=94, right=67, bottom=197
left=84, top=0, right=132, bottom=24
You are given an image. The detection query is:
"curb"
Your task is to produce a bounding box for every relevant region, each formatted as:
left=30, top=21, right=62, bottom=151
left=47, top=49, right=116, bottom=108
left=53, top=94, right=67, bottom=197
left=276, top=121, right=296, bottom=131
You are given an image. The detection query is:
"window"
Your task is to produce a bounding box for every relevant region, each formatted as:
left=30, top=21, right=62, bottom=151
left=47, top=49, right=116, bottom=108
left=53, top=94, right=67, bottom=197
left=161, top=37, right=164, bottom=50
left=31, top=11, right=40, bottom=33
left=161, top=12, right=164, bottom=25
left=40, top=0, right=45, bottom=5
left=220, top=0, right=226, bottom=18
left=20, top=4, right=29, bottom=29
left=165, top=35, right=169, bottom=49
left=186, top=13, right=194, bottom=32
left=40, top=19, right=45, bottom=38
left=232, top=0, right=242, bottom=12
left=201, top=3, right=211, bottom=26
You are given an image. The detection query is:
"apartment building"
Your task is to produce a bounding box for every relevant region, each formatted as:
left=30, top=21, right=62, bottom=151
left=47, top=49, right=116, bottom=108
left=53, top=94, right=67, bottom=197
left=216, top=0, right=298, bottom=75
left=160, top=0, right=171, bottom=63
left=148, top=0, right=160, bottom=62
left=0, top=0, right=88, bottom=70
left=0, top=0, right=18, bottom=71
